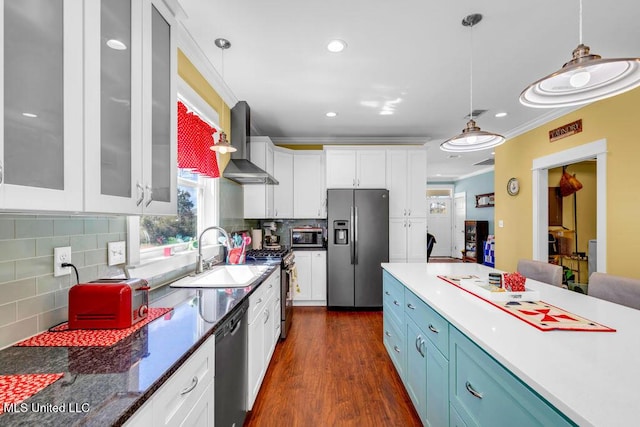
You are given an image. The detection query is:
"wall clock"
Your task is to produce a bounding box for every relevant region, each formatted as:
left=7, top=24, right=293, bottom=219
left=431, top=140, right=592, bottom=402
left=507, top=177, right=520, bottom=196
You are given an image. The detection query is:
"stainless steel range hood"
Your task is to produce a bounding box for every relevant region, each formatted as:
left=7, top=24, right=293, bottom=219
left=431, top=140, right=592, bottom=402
left=222, top=101, right=279, bottom=185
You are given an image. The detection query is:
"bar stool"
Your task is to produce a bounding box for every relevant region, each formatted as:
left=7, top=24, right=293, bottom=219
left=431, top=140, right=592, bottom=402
left=588, top=272, right=640, bottom=310
left=517, top=259, right=563, bottom=287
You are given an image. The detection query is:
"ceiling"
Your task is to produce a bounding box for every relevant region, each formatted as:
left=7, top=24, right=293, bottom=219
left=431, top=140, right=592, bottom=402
left=176, top=0, right=640, bottom=181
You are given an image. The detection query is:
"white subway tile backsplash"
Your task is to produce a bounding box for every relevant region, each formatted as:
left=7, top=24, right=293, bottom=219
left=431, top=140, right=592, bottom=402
left=70, top=234, right=98, bottom=252
left=17, top=293, right=55, bottom=320
left=0, top=278, right=37, bottom=305
left=54, top=218, right=84, bottom=236
left=0, top=219, right=15, bottom=239
left=38, top=307, right=67, bottom=332
left=35, top=236, right=72, bottom=257
left=16, top=255, right=53, bottom=280
left=36, top=275, right=71, bottom=295
left=15, top=219, right=54, bottom=239
left=0, top=303, right=17, bottom=327
left=0, top=239, right=36, bottom=262
left=0, top=261, right=15, bottom=283
left=0, top=316, right=37, bottom=348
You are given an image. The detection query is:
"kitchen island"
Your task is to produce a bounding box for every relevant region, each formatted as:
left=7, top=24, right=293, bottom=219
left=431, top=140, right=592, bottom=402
left=0, top=265, right=278, bottom=427
left=382, top=262, right=640, bottom=427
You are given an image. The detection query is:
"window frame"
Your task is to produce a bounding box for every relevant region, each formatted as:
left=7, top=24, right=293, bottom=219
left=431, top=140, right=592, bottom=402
left=126, top=76, right=221, bottom=270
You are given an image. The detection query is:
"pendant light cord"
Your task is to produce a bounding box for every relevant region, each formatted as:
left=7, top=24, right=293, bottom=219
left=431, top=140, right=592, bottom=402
left=578, top=0, right=583, bottom=45
left=469, top=21, right=474, bottom=121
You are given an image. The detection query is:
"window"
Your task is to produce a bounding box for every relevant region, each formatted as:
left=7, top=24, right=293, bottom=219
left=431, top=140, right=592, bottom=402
left=128, top=77, right=221, bottom=267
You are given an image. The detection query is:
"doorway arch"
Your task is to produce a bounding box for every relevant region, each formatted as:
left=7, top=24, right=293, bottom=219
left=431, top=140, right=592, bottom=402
left=531, top=139, right=607, bottom=272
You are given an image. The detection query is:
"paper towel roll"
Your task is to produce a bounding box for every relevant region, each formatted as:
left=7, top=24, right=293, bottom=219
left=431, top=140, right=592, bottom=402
left=251, top=229, right=262, bottom=250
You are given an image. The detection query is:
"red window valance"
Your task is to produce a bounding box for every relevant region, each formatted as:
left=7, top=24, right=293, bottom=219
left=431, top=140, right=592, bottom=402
left=177, top=101, right=220, bottom=178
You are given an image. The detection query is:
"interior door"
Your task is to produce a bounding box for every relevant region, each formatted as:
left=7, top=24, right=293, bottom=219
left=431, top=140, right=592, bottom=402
left=427, top=197, right=453, bottom=258
left=454, top=193, right=466, bottom=258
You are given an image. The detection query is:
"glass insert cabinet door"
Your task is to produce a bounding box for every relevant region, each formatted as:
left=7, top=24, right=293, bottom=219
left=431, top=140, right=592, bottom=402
left=141, top=0, right=176, bottom=214
left=0, top=0, right=83, bottom=211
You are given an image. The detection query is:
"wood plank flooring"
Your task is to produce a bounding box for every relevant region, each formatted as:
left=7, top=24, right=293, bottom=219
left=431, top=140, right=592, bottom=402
left=244, top=307, right=422, bottom=427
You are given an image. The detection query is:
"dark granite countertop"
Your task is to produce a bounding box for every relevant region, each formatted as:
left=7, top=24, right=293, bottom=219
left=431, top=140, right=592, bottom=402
left=0, top=264, right=277, bottom=427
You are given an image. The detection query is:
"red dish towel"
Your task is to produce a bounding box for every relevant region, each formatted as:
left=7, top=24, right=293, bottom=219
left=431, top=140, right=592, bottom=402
left=0, top=373, right=64, bottom=415
left=14, top=307, right=173, bottom=347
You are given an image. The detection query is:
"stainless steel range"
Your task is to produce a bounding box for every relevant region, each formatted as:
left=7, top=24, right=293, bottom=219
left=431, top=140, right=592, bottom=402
left=245, top=248, right=294, bottom=339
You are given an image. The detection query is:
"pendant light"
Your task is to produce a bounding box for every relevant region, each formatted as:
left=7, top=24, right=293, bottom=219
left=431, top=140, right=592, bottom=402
left=210, top=37, right=236, bottom=154
left=520, top=0, right=640, bottom=108
left=440, top=14, right=505, bottom=153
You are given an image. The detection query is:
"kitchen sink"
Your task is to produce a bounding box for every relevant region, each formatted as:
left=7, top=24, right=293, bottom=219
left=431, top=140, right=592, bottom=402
left=173, top=264, right=270, bottom=288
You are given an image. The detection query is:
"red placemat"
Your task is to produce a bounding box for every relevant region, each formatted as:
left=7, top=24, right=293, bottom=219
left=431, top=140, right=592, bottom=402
left=438, top=276, right=615, bottom=332
left=0, top=373, right=64, bottom=414
left=14, top=307, right=173, bottom=347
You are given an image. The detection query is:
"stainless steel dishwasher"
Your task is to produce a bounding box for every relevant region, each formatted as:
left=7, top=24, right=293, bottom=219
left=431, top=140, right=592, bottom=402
left=215, top=300, right=248, bottom=427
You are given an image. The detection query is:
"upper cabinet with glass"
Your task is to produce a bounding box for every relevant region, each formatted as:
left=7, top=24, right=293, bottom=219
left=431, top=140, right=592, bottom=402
left=84, top=0, right=177, bottom=215
left=0, top=0, right=84, bottom=211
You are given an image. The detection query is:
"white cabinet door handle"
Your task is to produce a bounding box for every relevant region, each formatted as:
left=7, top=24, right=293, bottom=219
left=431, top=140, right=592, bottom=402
left=180, top=376, right=198, bottom=395
left=136, top=182, right=145, bottom=206
left=144, top=184, right=153, bottom=207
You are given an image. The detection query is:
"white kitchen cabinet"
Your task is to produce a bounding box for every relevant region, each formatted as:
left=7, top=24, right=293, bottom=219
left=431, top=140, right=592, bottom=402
left=389, top=217, right=428, bottom=263
left=243, top=137, right=275, bottom=219
left=152, top=335, right=215, bottom=427
left=273, top=148, right=293, bottom=218
left=387, top=148, right=427, bottom=262
left=0, top=0, right=84, bottom=212
left=84, top=0, right=177, bottom=215
left=386, top=149, right=427, bottom=218
left=293, top=250, right=327, bottom=305
left=293, top=151, right=326, bottom=218
left=325, top=148, right=386, bottom=189
left=247, top=269, right=280, bottom=410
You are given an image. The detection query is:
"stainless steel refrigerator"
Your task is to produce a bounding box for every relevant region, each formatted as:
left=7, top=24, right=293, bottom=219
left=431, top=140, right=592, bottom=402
left=327, top=189, right=389, bottom=308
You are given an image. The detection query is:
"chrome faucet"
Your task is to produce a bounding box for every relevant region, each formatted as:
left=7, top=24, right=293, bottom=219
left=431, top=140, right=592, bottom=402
left=196, top=226, right=230, bottom=274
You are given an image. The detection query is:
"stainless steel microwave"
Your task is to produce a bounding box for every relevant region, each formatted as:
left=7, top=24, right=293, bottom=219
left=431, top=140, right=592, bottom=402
left=290, top=227, right=324, bottom=248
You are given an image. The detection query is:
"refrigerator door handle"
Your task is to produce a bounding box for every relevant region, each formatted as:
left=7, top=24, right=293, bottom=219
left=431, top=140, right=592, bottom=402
left=354, top=206, right=359, bottom=265
left=350, top=206, right=355, bottom=265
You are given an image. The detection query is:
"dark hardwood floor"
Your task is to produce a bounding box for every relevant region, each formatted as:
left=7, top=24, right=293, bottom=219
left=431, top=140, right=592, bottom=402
left=244, top=307, right=422, bottom=427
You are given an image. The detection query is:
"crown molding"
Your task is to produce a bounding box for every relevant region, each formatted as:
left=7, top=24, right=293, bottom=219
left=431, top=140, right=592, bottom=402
left=503, top=106, right=580, bottom=140
left=175, top=20, right=238, bottom=108
left=269, top=136, right=430, bottom=145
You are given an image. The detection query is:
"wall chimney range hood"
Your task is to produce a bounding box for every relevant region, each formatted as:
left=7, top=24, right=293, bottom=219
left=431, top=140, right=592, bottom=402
left=222, top=101, right=279, bottom=185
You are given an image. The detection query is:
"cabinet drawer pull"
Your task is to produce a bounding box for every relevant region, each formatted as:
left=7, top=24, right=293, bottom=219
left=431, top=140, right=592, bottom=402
left=385, top=291, right=391, bottom=296
left=385, top=330, right=392, bottom=337
left=465, top=381, right=483, bottom=399
left=180, top=376, right=198, bottom=395
left=428, top=324, right=439, bottom=334
left=407, top=303, right=416, bottom=310
left=393, top=345, right=401, bottom=353
left=393, top=300, right=400, bottom=306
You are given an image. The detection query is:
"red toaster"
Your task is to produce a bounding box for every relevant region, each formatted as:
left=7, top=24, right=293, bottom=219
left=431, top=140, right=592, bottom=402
left=68, top=278, right=150, bottom=330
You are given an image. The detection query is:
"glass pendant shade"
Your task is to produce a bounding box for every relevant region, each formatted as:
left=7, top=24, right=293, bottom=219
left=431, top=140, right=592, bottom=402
left=440, top=119, right=505, bottom=152
left=520, top=43, right=640, bottom=108
left=210, top=131, right=236, bottom=154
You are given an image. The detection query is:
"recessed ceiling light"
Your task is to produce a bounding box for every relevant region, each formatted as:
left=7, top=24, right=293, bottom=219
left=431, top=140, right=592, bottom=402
left=327, top=39, right=347, bottom=53
left=22, top=112, right=37, bottom=118
left=495, top=112, right=508, bottom=118
left=447, top=154, right=461, bottom=159
left=379, top=111, right=393, bottom=116
left=326, top=112, right=337, bottom=117
left=491, top=151, right=495, bottom=155
left=106, top=39, right=127, bottom=50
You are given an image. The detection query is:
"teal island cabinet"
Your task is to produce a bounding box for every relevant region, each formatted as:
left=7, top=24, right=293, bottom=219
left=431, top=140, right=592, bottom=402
left=379, top=263, right=619, bottom=427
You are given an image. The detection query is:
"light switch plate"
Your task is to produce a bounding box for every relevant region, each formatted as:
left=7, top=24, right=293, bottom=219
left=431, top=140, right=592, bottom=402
left=108, top=241, right=126, bottom=266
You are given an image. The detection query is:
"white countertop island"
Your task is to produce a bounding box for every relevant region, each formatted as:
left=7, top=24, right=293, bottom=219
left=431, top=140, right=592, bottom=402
left=382, top=262, right=640, bottom=427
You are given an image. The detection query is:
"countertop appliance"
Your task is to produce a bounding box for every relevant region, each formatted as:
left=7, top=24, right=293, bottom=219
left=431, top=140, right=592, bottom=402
left=215, top=300, right=248, bottom=427
left=68, top=278, right=150, bottom=330
left=327, top=189, right=389, bottom=308
left=291, top=227, right=324, bottom=248
left=245, top=247, right=295, bottom=339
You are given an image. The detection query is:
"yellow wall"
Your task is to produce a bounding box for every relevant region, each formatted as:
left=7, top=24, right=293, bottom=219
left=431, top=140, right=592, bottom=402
left=495, top=86, right=640, bottom=278
left=177, top=49, right=232, bottom=170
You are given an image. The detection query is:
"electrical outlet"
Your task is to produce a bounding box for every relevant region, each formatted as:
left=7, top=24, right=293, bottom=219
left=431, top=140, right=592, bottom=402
left=108, top=241, right=126, bottom=266
left=54, top=246, right=72, bottom=277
